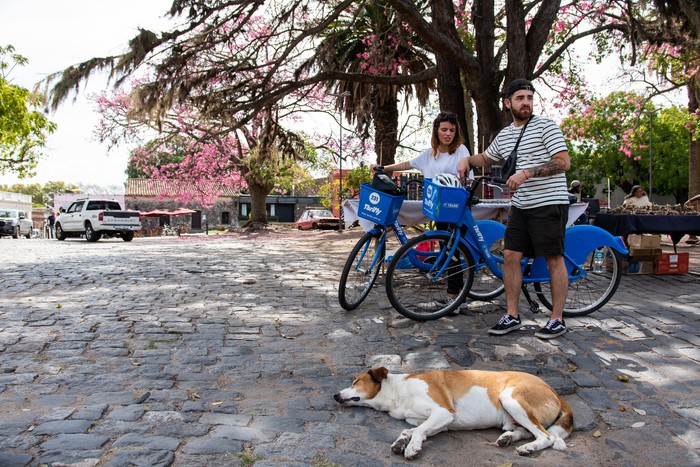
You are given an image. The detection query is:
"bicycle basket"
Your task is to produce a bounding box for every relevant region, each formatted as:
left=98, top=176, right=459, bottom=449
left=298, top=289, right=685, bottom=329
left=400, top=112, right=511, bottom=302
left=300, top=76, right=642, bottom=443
left=422, top=178, right=468, bottom=223
left=358, top=183, right=404, bottom=226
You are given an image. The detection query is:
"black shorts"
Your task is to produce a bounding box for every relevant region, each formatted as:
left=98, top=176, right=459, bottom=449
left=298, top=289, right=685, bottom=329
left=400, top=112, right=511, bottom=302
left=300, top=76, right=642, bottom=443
left=504, top=204, right=568, bottom=257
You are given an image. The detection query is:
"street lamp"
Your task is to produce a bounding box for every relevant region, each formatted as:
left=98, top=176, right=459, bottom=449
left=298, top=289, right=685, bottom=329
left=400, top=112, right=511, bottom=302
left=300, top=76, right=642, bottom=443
left=331, top=91, right=351, bottom=230
left=648, top=111, right=653, bottom=202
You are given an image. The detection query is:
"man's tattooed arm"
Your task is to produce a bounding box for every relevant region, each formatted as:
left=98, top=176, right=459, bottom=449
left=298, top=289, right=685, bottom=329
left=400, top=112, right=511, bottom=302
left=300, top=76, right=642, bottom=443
left=525, top=157, right=568, bottom=178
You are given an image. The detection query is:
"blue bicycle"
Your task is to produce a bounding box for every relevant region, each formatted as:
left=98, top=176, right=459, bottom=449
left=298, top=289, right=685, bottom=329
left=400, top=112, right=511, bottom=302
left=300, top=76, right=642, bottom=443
left=338, top=175, right=423, bottom=310
left=384, top=177, right=629, bottom=321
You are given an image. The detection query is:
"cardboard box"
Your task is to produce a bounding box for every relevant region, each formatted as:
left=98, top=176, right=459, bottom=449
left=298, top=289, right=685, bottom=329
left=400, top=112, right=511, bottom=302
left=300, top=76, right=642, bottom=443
left=622, top=260, right=655, bottom=275
left=628, top=247, right=662, bottom=258
left=628, top=234, right=661, bottom=248
left=655, top=253, right=689, bottom=274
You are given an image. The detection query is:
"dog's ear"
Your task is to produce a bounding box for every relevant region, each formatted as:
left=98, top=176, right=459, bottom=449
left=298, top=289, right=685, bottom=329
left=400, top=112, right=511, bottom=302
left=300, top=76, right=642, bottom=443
left=368, top=367, right=388, bottom=382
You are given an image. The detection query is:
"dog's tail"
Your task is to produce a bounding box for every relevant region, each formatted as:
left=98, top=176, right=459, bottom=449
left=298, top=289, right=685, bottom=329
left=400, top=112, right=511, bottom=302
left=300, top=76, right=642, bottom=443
left=547, top=396, right=574, bottom=450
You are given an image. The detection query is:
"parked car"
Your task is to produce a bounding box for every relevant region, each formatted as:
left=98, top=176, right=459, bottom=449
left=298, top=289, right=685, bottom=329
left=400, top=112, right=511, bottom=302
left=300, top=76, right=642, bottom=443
left=55, top=198, right=141, bottom=242
left=295, top=209, right=340, bottom=230
left=0, top=209, right=33, bottom=239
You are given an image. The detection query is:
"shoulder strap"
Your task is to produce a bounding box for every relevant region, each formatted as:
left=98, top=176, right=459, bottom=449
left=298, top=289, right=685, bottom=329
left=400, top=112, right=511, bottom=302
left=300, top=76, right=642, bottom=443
left=512, top=116, right=532, bottom=153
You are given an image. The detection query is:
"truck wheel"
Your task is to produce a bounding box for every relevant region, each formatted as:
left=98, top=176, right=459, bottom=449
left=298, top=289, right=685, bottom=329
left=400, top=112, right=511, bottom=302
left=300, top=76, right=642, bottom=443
left=26, top=228, right=32, bottom=239
left=55, top=224, right=67, bottom=241
left=13, top=226, right=20, bottom=239
left=85, top=223, right=102, bottom=242
left=122, top=231, right=134, bottom=242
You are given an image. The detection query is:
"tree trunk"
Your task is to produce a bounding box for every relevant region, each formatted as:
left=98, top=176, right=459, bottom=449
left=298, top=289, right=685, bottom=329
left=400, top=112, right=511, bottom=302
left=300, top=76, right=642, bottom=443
left=373, top=89, right=399, bottom=166
left=688, top=79, right=700, bottom=200
left=431, top=0, right=471, bottom=151
left=246, top=176, right=273, bottom=225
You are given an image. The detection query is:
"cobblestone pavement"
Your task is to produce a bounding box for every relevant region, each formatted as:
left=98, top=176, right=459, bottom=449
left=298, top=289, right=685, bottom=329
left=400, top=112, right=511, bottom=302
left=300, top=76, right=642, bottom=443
left=0, top=231, right=698, bottom=467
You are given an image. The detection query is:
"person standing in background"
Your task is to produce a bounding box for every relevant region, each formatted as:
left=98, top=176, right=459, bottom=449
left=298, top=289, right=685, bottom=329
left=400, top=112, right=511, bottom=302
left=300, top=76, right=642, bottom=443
left=47, top=211, right=56, bottom=239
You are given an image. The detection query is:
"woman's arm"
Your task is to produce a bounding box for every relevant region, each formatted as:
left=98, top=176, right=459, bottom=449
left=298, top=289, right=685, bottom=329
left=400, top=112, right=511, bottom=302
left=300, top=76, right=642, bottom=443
left=370, top=161, right=411, bottom=173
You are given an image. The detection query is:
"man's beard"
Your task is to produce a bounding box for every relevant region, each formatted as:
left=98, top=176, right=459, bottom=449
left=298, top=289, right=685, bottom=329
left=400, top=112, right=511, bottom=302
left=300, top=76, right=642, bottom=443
left=512, top=106, right=531, bottom=121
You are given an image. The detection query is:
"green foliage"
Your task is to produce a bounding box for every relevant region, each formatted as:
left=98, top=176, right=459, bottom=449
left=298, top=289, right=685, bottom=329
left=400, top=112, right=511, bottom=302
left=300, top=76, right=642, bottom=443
left=343, top=165, right=372, bottom=197
left=561, top=91, right=692, bottom=201
left=0, top=180, right=81, bottom=207
left=0, top=45, right=57, bottom=177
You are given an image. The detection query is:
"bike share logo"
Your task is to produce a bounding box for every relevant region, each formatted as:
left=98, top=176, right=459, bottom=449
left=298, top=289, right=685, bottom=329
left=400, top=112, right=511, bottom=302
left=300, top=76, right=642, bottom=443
left=424, top=184, right=435, bottom=210
left=363, top=191, right=382, bottom=216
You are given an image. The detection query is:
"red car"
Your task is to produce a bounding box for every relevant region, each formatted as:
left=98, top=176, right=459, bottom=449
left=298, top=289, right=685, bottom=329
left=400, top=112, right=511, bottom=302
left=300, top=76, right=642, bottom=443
left=295, top=209, right=340, bottom=230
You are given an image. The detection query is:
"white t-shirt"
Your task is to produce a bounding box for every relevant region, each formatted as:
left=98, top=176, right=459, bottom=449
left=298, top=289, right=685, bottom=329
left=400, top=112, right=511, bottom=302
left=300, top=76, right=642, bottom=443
left=623, top=195, right=652, bottom=208
left=410, top=144, right=472, bottom=179
left=485, top=115, right=569, bottom=209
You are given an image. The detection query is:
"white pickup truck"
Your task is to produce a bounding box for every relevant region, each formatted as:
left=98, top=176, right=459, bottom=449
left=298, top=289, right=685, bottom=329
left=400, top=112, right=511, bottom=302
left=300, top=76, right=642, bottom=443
left=55, top=198, right=141, bottom=242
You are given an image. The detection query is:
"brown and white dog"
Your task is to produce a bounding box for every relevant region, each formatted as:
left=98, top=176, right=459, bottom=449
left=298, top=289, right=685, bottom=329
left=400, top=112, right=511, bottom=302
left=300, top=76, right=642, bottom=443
left=334, top=367, right=573, bottom=459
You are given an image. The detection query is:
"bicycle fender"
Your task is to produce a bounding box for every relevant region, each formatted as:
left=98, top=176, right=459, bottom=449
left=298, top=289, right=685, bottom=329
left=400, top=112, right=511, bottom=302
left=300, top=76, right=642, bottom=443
left=528, top=225, right=628, bottom=278
left=565, top=225, right=629, bottom=257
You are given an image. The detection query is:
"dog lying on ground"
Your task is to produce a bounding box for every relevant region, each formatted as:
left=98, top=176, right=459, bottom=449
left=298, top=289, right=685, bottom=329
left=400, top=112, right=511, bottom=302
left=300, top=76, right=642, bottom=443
left=334, top=367, right=573, bottom=459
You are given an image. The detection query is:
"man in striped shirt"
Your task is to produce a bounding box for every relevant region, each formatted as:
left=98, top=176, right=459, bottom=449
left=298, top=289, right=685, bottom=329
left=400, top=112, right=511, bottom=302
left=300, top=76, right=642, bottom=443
left=459, top=79, right=571, bottom=339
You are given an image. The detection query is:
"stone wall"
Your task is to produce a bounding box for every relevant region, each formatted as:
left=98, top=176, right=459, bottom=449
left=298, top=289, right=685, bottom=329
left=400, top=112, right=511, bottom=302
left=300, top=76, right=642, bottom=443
left=125, top=198, right=239, bottom=231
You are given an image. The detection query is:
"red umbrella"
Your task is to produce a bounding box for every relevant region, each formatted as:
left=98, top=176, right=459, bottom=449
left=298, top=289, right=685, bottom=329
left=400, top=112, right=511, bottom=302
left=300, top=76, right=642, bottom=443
left=141, top=209, right=173, bottom=217
left=170, top=208, right=197, bottom=216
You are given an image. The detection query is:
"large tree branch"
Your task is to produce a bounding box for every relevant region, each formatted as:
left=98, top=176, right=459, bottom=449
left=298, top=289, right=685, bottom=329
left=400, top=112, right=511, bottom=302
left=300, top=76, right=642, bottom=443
left=532, top=23, right=629, bottom=80
left=385, top=0, right=480, bottom=72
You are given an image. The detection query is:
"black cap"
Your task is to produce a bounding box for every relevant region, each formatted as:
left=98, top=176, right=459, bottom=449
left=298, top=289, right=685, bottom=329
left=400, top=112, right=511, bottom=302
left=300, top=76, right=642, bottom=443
left=505, top=79, right=535, bottom=98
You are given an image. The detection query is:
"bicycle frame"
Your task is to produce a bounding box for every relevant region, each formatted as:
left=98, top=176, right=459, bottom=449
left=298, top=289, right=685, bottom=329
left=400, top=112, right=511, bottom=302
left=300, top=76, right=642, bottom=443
left=418, top=182, right=628, bottom=285
left=359, top=218, right=413, bottom=273
left=384, top=176, right=631, bottom=319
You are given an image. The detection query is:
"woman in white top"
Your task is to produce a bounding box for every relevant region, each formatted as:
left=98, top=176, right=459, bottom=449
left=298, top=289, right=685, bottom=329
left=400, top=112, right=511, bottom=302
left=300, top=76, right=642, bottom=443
left=623, top=185, right=652, bottom=208
left=369, top=111, right=472, bottom=305
left=370, top=112, right=472, bottom=179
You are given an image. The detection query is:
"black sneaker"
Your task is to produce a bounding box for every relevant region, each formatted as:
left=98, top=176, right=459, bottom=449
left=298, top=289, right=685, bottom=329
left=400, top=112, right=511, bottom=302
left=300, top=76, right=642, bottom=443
left=488, top=314, right=522, bottom=335
left=435, top=297, right=464, bottom=314
left=535, top=318, right=567, bottom=339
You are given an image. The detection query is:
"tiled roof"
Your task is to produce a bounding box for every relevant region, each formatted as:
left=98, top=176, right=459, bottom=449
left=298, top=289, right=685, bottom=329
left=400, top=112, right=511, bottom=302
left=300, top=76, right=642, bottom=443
left=125, top=179, right=240, bottom=197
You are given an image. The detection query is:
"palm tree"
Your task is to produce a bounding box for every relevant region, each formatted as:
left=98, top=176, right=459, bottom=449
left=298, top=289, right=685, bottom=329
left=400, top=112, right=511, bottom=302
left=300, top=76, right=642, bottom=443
left=309, top=0, right=435, bottom=166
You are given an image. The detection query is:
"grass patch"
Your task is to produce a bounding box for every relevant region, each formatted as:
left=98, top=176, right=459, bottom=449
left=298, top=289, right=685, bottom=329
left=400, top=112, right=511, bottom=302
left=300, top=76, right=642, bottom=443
left=145, top=339, right=177, bottom=350
left=236, top=446, right=264, bottom=466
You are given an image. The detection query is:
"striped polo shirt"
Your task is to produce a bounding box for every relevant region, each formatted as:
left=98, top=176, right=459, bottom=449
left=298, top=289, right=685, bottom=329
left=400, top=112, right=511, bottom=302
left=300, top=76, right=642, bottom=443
left=485, top=115, right=569, bottom=209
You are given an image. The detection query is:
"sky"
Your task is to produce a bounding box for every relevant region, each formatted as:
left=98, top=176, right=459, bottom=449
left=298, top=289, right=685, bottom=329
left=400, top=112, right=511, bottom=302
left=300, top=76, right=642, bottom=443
left=0, top=0, right=175, bottom=190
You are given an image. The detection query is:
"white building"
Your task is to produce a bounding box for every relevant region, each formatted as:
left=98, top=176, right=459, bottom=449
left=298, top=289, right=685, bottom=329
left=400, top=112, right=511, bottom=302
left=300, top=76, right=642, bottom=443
left=0, top=190, right=32, bottom=214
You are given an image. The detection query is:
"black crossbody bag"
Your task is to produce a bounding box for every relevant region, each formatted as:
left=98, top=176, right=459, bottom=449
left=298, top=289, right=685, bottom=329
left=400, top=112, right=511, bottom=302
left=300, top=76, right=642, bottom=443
left=501, top=116, right=532, bottom=179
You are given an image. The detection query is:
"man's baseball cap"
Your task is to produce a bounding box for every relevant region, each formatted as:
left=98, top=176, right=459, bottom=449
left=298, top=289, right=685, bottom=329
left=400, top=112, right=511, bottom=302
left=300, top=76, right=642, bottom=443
left=505, top=79, right=535, bottom=98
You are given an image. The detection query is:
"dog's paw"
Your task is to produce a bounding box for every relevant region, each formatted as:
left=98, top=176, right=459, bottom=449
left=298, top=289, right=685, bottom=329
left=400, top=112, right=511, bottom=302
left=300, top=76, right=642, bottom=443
left=390, top=438, right=407, bottom=454
left=404, top=442, right=422, bottom=460
left=496, top=432, right=513, bottom=447
left=391, top=430, right=412, bottom=455
left=516, top=445, right=535, bottom=456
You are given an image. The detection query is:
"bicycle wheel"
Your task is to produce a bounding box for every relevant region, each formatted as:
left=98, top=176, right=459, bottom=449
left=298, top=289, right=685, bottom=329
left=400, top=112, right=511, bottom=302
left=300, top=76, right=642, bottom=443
left=467, top=237, right=505, bottom=301
left=534, top=246, right=622, bottom=317
left=385, top=233, right=474, bottom=321
left=338, top=230, right=386, bottom=310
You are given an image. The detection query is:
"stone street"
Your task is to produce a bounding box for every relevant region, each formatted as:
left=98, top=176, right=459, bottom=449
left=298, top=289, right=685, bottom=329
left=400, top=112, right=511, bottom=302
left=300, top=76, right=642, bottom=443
left=0, top=231, right=698, bottom=466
